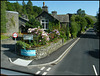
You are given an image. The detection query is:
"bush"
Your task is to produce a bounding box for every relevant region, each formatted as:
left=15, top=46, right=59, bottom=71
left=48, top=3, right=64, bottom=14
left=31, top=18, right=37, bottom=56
left=28, top=28, right=49, bottom=45
left=70, top=21, right=78, bottom=38
left=16, top=40, right=30, bottom=50
left=48, top=29, right=60, bottom=42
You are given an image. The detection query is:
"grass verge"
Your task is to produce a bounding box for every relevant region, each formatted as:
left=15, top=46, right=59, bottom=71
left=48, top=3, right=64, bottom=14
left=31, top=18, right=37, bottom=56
left=1, top=35, right=9, bottom=40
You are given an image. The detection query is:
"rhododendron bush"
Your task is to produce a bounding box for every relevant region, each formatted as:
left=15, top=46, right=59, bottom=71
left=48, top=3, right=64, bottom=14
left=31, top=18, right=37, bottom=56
left=28, top=28, right=50, bottom=45
left=48, top=29, right=60, bottom=41
left=19, top=28, right=61, bottom=47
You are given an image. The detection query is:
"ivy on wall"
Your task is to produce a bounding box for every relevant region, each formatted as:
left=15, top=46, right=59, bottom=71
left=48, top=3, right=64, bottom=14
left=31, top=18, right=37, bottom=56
left=10, top=16, right=15, bottom=27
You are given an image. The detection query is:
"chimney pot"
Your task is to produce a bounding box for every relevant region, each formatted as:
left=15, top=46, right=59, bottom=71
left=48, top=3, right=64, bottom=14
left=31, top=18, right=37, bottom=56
left=43, top=2, right=45, bottom=6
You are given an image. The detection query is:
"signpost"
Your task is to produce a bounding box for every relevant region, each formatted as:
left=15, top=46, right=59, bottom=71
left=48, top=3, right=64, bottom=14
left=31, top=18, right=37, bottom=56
left=22, top=34, right=36, bottom=56
left=23, top=34, right=33, bottom=46
left=12, top=32, right=18, bottom=53
left=23, top=34, right=33, bottom=40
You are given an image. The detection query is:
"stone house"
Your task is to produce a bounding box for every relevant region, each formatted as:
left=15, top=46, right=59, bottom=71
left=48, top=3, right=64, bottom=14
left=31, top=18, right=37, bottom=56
left=35, top=2, right=69, bottom=30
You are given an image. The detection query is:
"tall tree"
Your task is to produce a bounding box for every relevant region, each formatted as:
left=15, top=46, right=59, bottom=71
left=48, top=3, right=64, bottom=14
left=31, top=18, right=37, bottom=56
left=77, top=9, right=85, bottom=17
left=14, top=1, right=21, bottom=14
left=85, top=16, right=94, bottom=28
left=70, top=21, right=78, bottom=38
left=1, top=1, right=7, bottom=33
left=6, top=1, right=15, bottom=11
left=75, top=15, right=87, bottom=32
left=22, top=0, right=27, bottom=15
left=26, top=0, right=33, bottom=15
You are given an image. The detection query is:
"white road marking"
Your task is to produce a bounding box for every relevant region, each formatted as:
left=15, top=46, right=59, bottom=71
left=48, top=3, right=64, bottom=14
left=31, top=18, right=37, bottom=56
left=8, top=58, right=13, bottom=63
left=12, top=58, right=32, bottom=66
left=46, top=67, right=51, bottom=71
left=40, top=67, right=45, bottom=70
left=55, top=38, right=80, bottom=64
left=36, top=71, right=41, bottom=75
left=42, top=72, right=47, bottom=75
left=93, top=65, right=98, bottom=76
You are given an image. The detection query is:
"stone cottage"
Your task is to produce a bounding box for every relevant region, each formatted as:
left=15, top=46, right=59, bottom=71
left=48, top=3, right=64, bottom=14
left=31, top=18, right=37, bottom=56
left=36, top=2, right=69, bottom=30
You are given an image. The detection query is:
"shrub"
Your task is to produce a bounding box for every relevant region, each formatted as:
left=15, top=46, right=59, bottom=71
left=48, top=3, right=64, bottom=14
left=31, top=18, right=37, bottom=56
left=16, top=40, right=30, bottom=50
left=49, top=29, right=60, bottom=41
left=28, top=28, right=50, bottom=45
left=70, top=21, right=78, bottom=38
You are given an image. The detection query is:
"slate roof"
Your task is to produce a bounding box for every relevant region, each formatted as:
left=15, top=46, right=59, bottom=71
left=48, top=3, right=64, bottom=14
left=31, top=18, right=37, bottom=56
left=36, top=11, right=69, bottom=23
left=54, top=15, right=69, bottom=22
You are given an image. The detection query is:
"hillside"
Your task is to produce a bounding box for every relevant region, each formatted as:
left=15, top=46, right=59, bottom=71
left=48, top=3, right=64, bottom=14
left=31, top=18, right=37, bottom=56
left=85, top=14, right=97, bottom=23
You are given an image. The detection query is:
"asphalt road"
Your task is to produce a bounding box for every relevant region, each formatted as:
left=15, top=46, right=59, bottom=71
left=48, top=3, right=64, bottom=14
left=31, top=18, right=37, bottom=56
left=47, top=28, right=99, bottom=75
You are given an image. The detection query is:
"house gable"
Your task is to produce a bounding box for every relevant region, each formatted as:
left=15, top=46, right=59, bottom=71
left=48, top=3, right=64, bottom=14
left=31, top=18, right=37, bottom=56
left=35, top=11, right=59, bottom=22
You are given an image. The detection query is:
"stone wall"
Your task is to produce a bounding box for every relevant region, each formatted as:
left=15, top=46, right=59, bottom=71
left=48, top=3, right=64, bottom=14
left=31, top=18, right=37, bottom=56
left=5, top=11, right=19, bottom=36
left=34, top=39, right=62, bottom=60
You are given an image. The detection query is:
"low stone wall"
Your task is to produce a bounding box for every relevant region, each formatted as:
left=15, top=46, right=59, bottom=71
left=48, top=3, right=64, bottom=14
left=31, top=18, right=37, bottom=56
left=34, top=39, right=62, bottom=60
left=19, top=39, right=63, bottom=60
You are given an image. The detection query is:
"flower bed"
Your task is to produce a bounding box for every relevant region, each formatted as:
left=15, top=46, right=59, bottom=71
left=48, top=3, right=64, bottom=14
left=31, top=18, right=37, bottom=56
left=16, top=28, right=62, bottom=59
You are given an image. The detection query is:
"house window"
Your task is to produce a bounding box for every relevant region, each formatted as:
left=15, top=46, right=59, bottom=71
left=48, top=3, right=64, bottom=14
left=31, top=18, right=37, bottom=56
left=41, top=19, right=49, bottom=30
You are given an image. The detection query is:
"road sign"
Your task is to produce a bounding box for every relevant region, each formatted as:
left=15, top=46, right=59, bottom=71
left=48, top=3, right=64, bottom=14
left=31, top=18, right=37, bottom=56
left=12, top=32, right=18, bottom=38
left=23, top=34, right=33, bottom=40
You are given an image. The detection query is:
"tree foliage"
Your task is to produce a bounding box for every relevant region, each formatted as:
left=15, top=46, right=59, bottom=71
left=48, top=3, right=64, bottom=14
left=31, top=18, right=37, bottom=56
left=70, top=14, right=87, bottom=37
left=77, top=8, right=85, bottom=17
left=66, top=24, right=70, bottom=39
left=1, top=1, right=7, bottom=33
left=26, top=0, right=33, bottom=15
left=85, top=16, right=94, bottom=28
left=25, top=17, right=42, bottom=31
left=5, top=1, right=42, bottom=19
left=95, top=8, right=100, bottom=34
left=22, top=0, right=27, bottom=15
left=70, top=21, right=78, bottom=38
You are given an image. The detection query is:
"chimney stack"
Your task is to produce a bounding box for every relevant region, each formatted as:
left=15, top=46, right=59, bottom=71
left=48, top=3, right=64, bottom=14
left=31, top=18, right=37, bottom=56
left=42, top=2, right=48, bottom=12
left=52, top=11, right=57, bottom=17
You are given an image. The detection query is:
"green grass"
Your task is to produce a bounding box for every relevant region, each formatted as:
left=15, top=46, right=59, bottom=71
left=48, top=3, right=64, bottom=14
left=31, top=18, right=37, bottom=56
left=1, top=35, right=9, bottom=40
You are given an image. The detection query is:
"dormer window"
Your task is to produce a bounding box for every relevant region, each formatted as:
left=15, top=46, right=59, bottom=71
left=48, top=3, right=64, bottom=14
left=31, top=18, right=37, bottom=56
left=41, top=19, right=49, bottom=30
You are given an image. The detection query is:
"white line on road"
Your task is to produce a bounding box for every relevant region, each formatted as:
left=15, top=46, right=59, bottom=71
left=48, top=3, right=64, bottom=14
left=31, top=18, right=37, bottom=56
left=55, top=38, right=80, bottom=64
left=42, top=72, right=47, bottom=75
left=40, top=67, right=45, bottom=70
left=46, top=67, right=51, bottom=71
left=36, top=71, right=41, bottom=75
left=93, top=65, right=98, bottom=76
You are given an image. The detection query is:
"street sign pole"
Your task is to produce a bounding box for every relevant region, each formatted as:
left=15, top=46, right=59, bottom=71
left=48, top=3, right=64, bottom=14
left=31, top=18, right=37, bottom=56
left=15, top=38, right=16, bottom=53
left=12, top=32, right=18, bottom=54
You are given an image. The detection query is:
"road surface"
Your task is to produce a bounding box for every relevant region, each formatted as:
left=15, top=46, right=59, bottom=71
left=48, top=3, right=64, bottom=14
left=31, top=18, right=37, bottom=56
left=47, top=28, right=99, bottom=75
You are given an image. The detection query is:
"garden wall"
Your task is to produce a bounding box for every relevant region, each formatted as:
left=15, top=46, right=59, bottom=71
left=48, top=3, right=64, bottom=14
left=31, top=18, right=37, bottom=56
left=5, top=11, right=19, bottom=36
left=34, top=39, right=62, bottom=60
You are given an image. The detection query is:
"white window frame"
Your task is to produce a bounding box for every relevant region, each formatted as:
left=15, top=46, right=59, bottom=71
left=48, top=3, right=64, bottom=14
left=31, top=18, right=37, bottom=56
left=41, top=19, right=49, bottom=30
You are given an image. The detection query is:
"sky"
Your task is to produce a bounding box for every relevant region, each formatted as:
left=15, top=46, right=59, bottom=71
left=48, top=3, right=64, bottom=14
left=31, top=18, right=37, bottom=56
left=9, top=1, right=99, bottom=16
